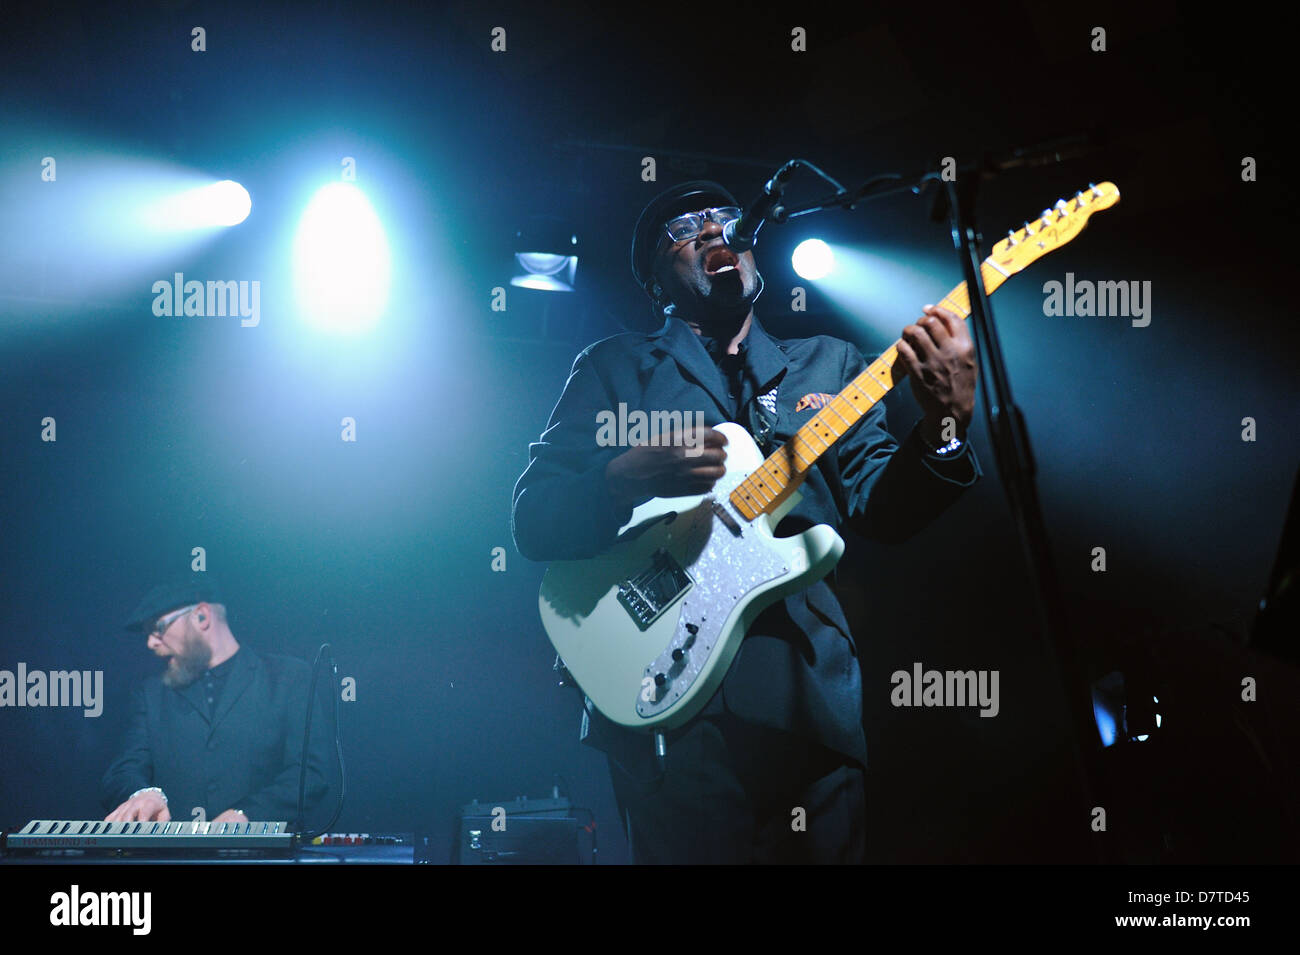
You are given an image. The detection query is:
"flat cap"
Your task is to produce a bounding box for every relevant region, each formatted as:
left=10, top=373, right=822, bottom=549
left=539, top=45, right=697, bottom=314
left=123, top=575, right=224, bottom=633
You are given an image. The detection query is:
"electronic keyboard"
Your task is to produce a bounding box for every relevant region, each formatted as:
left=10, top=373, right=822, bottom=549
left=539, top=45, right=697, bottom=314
left=5, top=819, right=294, bottom=852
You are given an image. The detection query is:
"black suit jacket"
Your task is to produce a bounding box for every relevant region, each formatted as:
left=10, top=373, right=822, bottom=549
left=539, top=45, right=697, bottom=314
left=512, top=314, right=980, bottom=769
left=100, top=648, right=330, bottom=822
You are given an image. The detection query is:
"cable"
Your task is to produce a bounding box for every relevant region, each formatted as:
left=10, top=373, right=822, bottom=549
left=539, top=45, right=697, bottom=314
left=295, top=643, right=346, bottom=841
left=551, top=774, right=597, bottom=864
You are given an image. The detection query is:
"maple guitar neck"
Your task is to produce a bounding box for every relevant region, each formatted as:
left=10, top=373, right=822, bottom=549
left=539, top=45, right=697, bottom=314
left=728, top=181, right=1121, bottom=522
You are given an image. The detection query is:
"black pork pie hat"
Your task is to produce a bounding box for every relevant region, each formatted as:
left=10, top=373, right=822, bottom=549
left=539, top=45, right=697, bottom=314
left=631, top=180, right=739, bottom=297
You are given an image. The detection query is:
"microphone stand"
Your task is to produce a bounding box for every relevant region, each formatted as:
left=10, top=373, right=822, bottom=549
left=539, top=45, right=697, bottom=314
left=940, top=165, right=1109, bottom=865
left=770, top=141, right=1110, bottom=863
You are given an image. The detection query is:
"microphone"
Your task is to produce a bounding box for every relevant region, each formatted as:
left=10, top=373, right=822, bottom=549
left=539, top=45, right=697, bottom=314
left=723, top=161, right=796, bottom=254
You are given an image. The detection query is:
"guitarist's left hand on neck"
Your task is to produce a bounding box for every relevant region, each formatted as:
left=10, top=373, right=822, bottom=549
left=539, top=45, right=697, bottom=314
left=896, top=304, right=977, bottom=445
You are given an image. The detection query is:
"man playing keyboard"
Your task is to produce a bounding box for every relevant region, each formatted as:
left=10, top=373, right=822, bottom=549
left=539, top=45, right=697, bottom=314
left=101, top=576, right=330, bottom=826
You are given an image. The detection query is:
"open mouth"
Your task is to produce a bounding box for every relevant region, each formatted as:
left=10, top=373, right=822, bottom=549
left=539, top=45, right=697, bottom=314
left=703, top=246, right=739, bottom=277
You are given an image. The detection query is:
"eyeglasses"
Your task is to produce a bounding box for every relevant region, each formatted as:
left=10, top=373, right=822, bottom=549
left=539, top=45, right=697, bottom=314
left=147, top=604, right=198, bottom=638
left=663, top=207, right=742, bottom=244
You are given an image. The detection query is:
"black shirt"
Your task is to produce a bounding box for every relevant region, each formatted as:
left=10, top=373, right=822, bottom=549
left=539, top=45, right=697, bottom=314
left=201, top=651, right=239, bottom=719
left=696, top=331, right=749, bottom=409
left=696, top=330, right=780, bottom=452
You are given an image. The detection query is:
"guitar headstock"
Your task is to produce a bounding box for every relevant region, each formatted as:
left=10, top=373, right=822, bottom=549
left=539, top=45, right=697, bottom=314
left=989, top=181, right=1120, bottom=275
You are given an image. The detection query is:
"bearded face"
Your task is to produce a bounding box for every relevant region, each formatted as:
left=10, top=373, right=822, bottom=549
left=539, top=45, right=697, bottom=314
left=161, top=624, right=213, bottom=688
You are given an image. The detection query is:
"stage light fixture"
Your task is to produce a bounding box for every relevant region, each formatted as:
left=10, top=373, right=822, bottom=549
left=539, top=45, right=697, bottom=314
left=512, top=216, right=578, bottom=292
left=1092, top=673, right=1164, bottom=746
left=293, top=182, right=391, bottom=334
left=792, top=238, right=834, bottom=280
left=142, top=179, right=251, bottom=230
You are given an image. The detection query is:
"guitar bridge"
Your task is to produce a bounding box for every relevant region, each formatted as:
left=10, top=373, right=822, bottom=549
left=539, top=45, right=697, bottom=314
left=617, top=549, right=692, bottom=630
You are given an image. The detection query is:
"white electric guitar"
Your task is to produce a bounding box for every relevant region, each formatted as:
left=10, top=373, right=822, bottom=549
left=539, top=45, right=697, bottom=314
left=539, top=183, right=1121, bottom=730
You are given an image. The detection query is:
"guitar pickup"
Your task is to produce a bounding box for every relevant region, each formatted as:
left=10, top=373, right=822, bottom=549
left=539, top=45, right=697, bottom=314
left=617, top=550, right=692, bottom=629
left=711, top=500, right=742, bottom=536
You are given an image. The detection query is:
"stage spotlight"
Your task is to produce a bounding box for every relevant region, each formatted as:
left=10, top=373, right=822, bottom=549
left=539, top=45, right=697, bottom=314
left=293, top=182, right=391, bottom=334
left=512, top=216, right=578, bottom=292
left=792, top=238, right=834, bottom=280
left=142, top=179, right=251, bottom=230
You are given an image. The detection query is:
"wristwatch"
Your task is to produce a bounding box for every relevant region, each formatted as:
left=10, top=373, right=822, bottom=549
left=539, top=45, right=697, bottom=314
left=919, top=423, right=965, bottom=457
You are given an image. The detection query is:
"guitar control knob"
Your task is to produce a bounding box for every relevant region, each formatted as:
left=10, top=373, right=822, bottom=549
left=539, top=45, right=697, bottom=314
left=671, top=648, right=684, bottom=661
left=654, top=673, right=666, bottom=687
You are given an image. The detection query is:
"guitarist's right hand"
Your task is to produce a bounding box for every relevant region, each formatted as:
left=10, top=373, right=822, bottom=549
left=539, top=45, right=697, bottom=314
left=605, top=426, right=728, bottom=508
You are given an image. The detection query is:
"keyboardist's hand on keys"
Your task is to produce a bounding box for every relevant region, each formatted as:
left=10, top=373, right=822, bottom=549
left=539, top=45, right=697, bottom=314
left=104, top=790, right=171, bottom=823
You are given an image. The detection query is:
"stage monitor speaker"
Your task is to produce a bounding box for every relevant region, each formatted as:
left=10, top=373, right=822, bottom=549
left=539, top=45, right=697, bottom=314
left=454, top=795, right=586, bottom=865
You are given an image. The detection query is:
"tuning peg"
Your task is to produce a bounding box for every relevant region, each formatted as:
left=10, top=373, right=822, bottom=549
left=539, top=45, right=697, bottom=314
left=1055, top=199, right=1069, bottom=217
left=1089, top=182, right=1101, bottom=197
left=1006, top=229, right=1018, bottom=245
left=1023, top=220, right=1035, bottom=235
left=1075, top=190, right=1086, bottom=208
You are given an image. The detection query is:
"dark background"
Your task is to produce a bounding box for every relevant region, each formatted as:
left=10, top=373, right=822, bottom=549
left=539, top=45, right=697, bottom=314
left=1, top=0, right=1296, bottom=863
